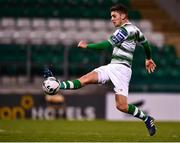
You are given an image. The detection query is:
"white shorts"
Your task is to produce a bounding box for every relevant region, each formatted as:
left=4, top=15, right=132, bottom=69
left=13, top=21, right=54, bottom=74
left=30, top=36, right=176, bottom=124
left=94, top=63, right=132, bottom=97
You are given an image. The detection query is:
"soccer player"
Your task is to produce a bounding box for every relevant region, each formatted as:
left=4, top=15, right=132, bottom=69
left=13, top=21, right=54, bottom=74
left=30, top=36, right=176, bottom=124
left=44, top=3, right=156, bottom=136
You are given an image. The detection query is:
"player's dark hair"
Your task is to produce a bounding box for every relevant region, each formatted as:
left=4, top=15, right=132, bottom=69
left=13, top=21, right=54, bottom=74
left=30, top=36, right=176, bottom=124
left=110, top=3, right=128, bottom=15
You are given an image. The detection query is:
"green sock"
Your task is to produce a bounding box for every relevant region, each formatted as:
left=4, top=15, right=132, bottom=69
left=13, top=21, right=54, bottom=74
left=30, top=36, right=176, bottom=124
left=60, top=79, right=81, bottom=89
left=128, top=104, right=148, bottom=121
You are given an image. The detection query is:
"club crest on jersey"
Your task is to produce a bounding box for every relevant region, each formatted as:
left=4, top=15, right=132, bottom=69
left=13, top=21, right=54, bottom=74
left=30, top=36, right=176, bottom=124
left=111, top=29, right=128, bottom=45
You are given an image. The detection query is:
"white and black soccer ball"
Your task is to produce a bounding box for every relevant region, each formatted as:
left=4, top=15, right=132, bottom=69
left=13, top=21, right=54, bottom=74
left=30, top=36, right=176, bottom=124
left=42, top=77, right=60, bottom=95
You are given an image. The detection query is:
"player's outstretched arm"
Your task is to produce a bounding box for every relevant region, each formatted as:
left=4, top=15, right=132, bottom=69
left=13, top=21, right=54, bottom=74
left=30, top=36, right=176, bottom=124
left=78, top=40, right=112, bottom=50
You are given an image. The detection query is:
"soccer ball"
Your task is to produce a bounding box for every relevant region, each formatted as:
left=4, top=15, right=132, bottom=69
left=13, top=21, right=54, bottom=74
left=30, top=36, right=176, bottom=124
left=42, top=77, right=60, bottom=95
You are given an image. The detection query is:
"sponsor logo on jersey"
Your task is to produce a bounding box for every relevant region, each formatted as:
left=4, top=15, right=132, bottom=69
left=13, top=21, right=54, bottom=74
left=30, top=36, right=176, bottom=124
left=111, top=29, right=128, bottom=45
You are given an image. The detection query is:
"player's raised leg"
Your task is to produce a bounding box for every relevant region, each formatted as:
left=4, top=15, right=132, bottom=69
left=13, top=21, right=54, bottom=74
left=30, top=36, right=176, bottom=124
left=59, top=71, right=99, bottom=90
left=43, top=67, right=99, bottom=90
left=115, top=94, right=156, bottom=136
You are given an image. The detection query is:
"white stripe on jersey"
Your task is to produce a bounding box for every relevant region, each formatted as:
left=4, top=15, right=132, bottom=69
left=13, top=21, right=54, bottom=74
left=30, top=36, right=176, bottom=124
left=112, top=46, right=133, bottom=60
left=121, top=41, right=136, bottom=52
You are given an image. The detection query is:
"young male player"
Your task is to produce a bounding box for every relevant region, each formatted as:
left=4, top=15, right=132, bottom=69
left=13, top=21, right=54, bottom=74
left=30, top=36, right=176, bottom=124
left=44, top=4, right=156, bottom=136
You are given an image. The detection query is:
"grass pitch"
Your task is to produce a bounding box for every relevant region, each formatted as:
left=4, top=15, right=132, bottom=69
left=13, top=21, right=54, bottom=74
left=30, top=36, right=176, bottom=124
left=0, top=120, right=180, bottom=142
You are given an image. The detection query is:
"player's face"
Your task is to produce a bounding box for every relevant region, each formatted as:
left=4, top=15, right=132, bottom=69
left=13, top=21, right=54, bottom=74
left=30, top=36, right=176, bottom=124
left=111, top=11, right=125, bottom=27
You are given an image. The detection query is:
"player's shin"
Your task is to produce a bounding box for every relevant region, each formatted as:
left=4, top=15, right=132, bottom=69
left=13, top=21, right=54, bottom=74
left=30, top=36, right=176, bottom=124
left=59, top=79, right=82, bottom=90
left=128, top=104, right=148, bottom=121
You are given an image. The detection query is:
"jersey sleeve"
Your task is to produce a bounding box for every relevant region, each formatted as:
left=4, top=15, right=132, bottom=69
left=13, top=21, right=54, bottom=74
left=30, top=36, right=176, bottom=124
left=137, top=30, right=152, bottom=59
left=108, top=27, right=128, bottom=46
left=87, top=40, right=112, bottom=50
left=137, top=30, right=147, bottom=44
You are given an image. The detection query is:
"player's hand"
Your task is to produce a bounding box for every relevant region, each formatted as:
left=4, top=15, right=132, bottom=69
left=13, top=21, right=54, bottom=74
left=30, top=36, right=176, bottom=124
left=78, top=40, right=87, bottom=48
left=145, top=59, right=156, bottom=74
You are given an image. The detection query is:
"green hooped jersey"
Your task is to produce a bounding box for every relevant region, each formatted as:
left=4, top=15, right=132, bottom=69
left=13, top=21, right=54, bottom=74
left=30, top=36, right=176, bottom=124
left=108, top=22, right=147, bottom=67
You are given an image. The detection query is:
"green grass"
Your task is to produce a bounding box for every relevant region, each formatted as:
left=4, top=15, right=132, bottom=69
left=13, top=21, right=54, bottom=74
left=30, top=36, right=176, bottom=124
left=0, top=120, right=180, bottom=142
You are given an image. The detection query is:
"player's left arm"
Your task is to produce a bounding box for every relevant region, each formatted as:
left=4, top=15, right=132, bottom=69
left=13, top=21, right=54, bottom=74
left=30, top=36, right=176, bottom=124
left=141, top=41, right=156, bottom=74
left=137, top=29, right=156, bottom=74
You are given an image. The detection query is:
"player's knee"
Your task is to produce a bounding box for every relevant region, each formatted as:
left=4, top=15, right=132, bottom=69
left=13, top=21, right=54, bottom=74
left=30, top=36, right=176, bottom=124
left=116, top=104, right=128, bottom=113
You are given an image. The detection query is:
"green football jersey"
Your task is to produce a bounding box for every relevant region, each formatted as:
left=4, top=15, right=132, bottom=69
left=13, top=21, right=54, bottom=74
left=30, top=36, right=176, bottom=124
left=108, top=22, right=147, bottom=67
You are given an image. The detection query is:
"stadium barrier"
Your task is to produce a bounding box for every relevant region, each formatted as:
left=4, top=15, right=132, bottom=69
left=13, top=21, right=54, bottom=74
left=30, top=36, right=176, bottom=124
left=0, top=93, right=180, bottom=121
left=0, top=94, right=105, bottom=120
left=106, top=93, right=180, bottom=121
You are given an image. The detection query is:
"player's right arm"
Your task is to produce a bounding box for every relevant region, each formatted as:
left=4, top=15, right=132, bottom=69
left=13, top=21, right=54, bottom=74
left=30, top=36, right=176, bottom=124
left=78, top=27, right=128, bottom=50
left=78, top=40, right=112, bottom=50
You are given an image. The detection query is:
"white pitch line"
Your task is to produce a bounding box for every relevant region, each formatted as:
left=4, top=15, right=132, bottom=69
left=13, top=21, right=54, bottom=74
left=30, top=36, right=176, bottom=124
left=0, top=129, right=5, bottom=132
